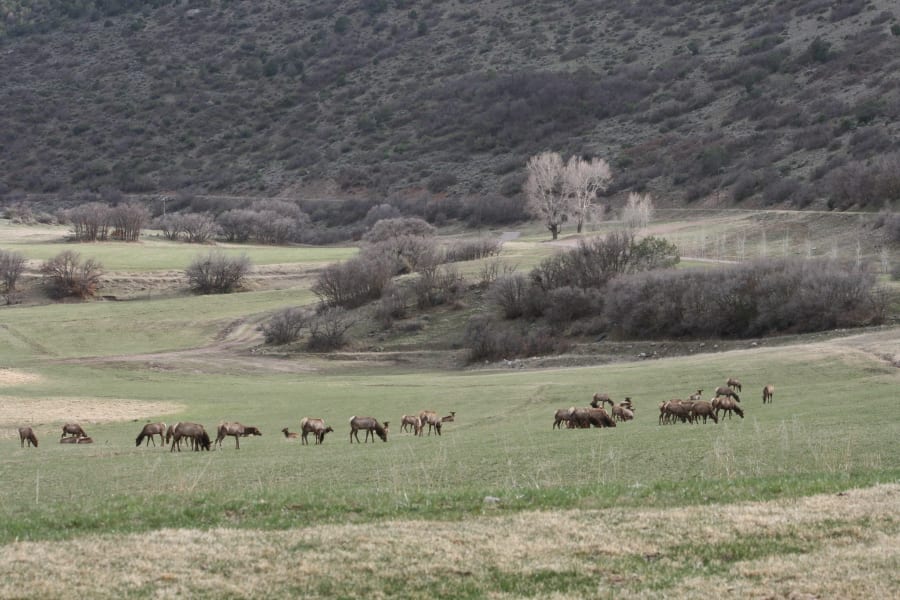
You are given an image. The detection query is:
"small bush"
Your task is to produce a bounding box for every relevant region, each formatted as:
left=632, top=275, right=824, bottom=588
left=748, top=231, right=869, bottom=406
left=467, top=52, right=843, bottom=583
left=444, top=237, right=503, bottom=262
left=543, top=286, right=599, bottom=326
left=462, top=315, right=569, bottom=363
left=262, top=307, right=309, bottom=345
left=363, top=217, right=435, bottom=242
left=413, top=264, right=465, bottom=309
left=40, top=250, right=103, bottom=299
left=185, top=250, right=251, bottom=294
left=373, top=286, right=407, bottom=328
left=306, top=307, right=354, bottom=351
left=488, top=273, right=532, bottom=319
left=312, top=255, right=393, bottom=309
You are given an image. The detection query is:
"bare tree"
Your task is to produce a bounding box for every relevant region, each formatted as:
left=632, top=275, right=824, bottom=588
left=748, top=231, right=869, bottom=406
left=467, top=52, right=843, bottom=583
left=564, top=156, right=611, bottom=233
left=622, top=192, right=654, bottom=230
left=179, top=213, right=220, bottom=244
left=525, top=151, right=566, bottom=240
left=0, top=249, right=27, bottom=292
left=40, top=250, right=103, bottom=299
left=109, top=203, right=149, bottom=242
left=262, top=307, right=310, bottom=345
left=66, top=202, right=111, bottom=241
left=306, top=307, right=355, bottom=351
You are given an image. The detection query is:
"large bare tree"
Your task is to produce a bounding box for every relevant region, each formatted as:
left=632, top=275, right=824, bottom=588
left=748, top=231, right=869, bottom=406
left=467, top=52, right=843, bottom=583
left=525, top=151, right=565, bottom=240
left=564, top=156, right=612, bottom=233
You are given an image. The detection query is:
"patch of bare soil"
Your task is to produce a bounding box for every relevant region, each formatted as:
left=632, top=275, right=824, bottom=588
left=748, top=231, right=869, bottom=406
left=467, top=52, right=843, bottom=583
left=0, top=397, right=184, bottom=439
left=0, top=484, right=896, bottom=598
left=0, top=368, right=43, bottom=386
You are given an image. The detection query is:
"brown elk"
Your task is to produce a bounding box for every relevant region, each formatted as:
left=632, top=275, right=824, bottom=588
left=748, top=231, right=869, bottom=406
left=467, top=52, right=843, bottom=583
left=18, top=426, right=38, bottom=448
left=349, top=416, right=388, bottom=443
left=660, top=399, right=694, bottom=424
left=77, top=437, right=94, bottom=444
left=612, top=399, right=634, bottom=422
left=281, top=428, right=300, bottom=439
left=763, top=384, right=775, bottom=404
left=712, top=396, right=744, bottom=420
left=169, top=422, right=211, bottom=452
left=61, top=423, right=87, bottom=439
left=135, top=422, right=166, bottom=447
left=215, top=422, right=262, bottom=449
left=590, top=393, right=613, bottom=409
left=400, top=415, right=423, bottom=435
left=726, top=378, right=742, bottom=392
left=714, top=386, right=740, bottom=403
left=60, top=436, right=79, bottom=443
left=300, top=417, right=333, bottom=445
left=553, top=407, right=575, bottom=429
left=689, top=400, right=718, bottom=424
left=569, top=406, right=616, bottom=428
left=688, top=389, right=704, bottom=402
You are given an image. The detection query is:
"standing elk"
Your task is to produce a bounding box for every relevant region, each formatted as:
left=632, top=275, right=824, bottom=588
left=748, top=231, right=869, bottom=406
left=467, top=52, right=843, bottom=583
left=349, top=416, right=388, bottom=443
left=169, top=422, right=211, bottom=452
left=400, top=415, right=423, bottom=435
left=714, top=386, right=740, bottom=403
left=135, top=422, right=167, bottom=447
left=215, top=422, right=262, bottom=449
left=590, top=394, right=613, bottom=409
left=553, top=407, right=576, bottom=429
left=763, top=384, right=775, bottom=404
left=726, top=378, right=742, bottom=392
left=569, top=406, right=616, bottom=428
left=61, top=423, right=87, bottom=439
left=300, top=417, right=334, bottom=445
left=18, top=426, right=38, bottom=448
left=689, top=400, right=718, bottom=424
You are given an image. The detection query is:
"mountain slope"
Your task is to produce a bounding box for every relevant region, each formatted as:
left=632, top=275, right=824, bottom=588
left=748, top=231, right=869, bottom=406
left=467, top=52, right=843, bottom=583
left=1, top=0, right=899, bottom=210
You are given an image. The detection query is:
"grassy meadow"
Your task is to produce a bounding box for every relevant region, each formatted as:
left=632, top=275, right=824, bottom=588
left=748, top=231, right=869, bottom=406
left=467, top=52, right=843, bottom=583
left=1, top=216, right=898, bottom=598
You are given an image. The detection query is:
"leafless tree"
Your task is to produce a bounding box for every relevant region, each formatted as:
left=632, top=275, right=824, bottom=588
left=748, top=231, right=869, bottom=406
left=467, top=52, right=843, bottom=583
left=306, top=307, right=355, bottom=351
left=525, top=151, right=566, bottom=240
left=262, top=307, right=310, bottom=345
left=109, top=202, right=149, bottom=242
left=66, top=202, right=111, bottom=241
left=622, top=192, right=654, bottom=230
left=179, top=213, right=220, bottom=244
left=185, top=250, right=251, bottom=293
left=564, top=156, right=611, bottom=233
left=0, top=249, right=27, bottom=292
left=40, top=250, right=103, bottom=299
left=152, top=214, right=183, bottom=241
left=217, top=209, right=259, bottom=243
left=311, top=255, right=393, bottom=308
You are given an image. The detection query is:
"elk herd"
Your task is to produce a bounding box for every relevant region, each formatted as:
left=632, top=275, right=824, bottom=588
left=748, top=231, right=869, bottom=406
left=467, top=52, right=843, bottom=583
left=555, top=378, right=774, bottom=430
left=15, top=410, right=457, bottom=451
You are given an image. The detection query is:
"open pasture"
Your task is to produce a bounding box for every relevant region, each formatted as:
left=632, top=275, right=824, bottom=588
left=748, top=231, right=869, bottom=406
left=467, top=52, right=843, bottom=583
left=1, top=214, right=898, bottom=597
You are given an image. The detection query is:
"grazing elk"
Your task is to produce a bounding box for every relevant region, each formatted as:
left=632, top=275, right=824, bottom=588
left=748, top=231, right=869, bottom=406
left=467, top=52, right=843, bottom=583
left=349, top=416, right=388, bottom=443
left=714, top=386, right=740, bottom=403
left=169, top=422, right=211, bottom=452
left=135, top=422, right=167, bottom=447
left=215, top=422, right=262, bottom=449
left=281, top=428, right=300, bottom=439
left=712, top=396, right=744, bottom=420
left=726, top=377, right=742, bottom=392
left=553, top=407, right=576, bottom=429
left=300, top=417, right=333, bottom=445
left=763, top=384, right=775, bottom=404
left=590, top=393, right=613, bottom=409
left=569, top=406, right=616, bottom=428
left=689, top=400, right=718, bottom=424
left=660, top=399, right=694, bottom=424
left=612, top=400, right=634, bottom=422
left=400, top=415, right=423, bottom=435
left=61, top=423, right=87, bottom=439
left=18, top=426, right=38, bottom=448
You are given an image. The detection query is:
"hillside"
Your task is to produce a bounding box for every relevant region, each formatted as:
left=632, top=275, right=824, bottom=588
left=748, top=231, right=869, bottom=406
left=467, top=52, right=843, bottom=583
left=1, top=0, right=900, bottom=211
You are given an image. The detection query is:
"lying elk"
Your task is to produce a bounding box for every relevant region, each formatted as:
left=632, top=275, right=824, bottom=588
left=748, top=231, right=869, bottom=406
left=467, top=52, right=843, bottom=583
left=400, top=415, right=423, bottom=435
left=18, top=426, right=38, bottom=448
left=714, top=386, right=740, bottom=403
left=712, top=396, right=744, bottom=420
left=762, top=384, right=775, bottom=404
left=169, top=422, right=211, bottom=452
left=135, top=422, right=167, bottom=447
left=61, top=423, right=87, bottom=439
left=300, top=417, right=334, bottom=445
left=689, top=400, right=718, bottom=424
left=688, top=389, right=704, bottom=402
left=215, top=422, right=262, bottom=449
left=349, top=416, right=388, bottom=443
left=726, top=377, right=742, bottom=392
left=281, top=428, right=300, bottom=439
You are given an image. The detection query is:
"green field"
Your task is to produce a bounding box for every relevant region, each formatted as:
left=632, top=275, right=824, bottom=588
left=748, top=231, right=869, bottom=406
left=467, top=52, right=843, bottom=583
left=1, top=217, right=898, bottom=598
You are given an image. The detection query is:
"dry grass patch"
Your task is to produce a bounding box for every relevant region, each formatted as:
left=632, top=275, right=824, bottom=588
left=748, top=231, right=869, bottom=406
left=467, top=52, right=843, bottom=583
left=0, top=484, right=896, bottom=598
left=0, top=396, right=183, bottom=439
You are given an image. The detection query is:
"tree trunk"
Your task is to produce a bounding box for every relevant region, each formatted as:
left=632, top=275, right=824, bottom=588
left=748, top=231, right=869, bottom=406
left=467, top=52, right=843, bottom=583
left=576, top=220, right=584, bottom=234
left=549, top=224, right=559, bottom=240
